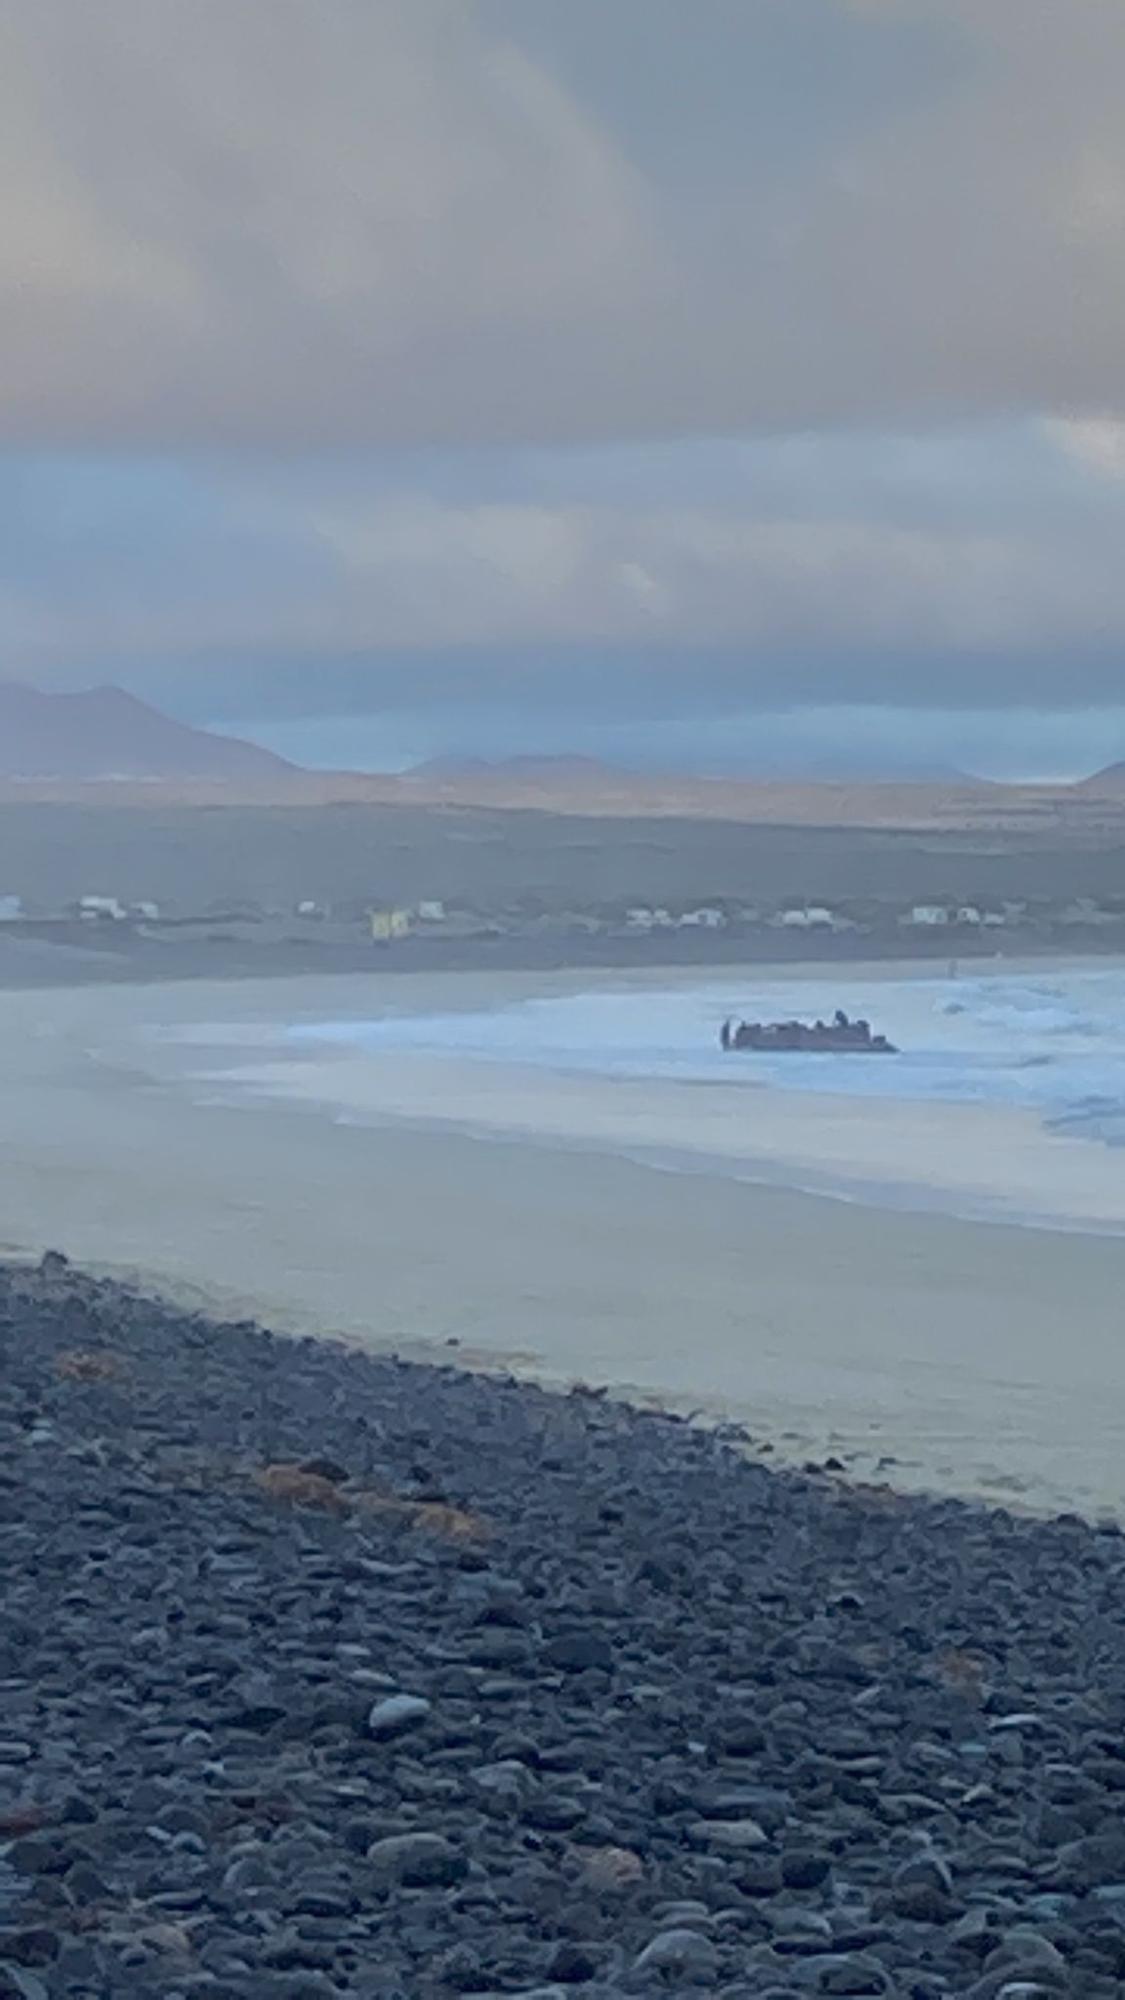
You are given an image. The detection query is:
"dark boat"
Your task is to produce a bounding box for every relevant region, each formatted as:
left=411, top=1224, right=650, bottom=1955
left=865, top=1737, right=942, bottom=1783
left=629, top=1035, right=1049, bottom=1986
left=720, top=1009, right=898, bottom=1055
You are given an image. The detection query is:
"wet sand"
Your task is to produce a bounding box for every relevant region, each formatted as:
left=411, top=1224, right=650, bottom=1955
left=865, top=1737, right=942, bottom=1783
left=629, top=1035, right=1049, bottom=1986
left=3, top=970, right=1125, bottom=1517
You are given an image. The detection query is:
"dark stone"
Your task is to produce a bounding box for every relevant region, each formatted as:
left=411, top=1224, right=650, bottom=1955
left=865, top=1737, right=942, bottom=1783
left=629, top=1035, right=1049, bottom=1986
left=220, top=1703, right=288, bottom=1734
left=0, top=1932, right=58, bottom=1970
left=367, top=1834, right=468, bottom=1888
left=541, top=1633, right=614, bottom=1674
left=781, top=1848, right=832, bottom=1890
left=544, top=1939, right=602, bottom=1982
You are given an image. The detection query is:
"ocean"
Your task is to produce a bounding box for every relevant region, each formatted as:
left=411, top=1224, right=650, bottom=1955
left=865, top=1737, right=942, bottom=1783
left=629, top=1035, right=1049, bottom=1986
left=290, top=963, right=1125, bottom=1151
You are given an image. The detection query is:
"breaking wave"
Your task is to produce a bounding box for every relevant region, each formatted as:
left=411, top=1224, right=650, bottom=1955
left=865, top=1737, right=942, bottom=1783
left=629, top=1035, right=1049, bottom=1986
left=293, top=964, right=1125, bottom=1149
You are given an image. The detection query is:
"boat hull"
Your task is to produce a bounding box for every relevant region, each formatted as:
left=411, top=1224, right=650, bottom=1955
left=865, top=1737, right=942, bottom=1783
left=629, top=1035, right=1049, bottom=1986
left=725, top=1038, right=898, bottom=1055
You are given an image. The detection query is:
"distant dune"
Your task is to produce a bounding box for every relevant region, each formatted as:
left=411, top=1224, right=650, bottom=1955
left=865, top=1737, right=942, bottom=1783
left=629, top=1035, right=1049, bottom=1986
left=410, top=753, right=616, bottom=783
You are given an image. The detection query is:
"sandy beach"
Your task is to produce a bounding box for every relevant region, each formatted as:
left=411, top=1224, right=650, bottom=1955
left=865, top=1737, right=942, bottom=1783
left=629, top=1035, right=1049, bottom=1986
left=4, top=964, right=1125, bottom=1518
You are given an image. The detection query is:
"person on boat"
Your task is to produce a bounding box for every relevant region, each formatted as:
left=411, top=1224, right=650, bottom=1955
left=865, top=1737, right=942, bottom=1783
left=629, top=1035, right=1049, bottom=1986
left=833, top=1008, right=849, bottom=1029
left=720, top=1018, right=732, bottom=1051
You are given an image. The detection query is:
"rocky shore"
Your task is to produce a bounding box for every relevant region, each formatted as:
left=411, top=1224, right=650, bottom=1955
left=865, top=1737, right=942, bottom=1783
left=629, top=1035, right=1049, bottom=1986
left=3, top=1260, right=1125, bottom=1999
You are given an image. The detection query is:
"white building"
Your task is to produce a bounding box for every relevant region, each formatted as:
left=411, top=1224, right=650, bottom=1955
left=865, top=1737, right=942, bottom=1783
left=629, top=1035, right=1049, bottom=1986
left=0, top=895, right=22, bottom=921
left=79, top=895, right=127, bottom=922
left=1059, top=897, right=1115, bottom=927
left=133, top=901, right=161, bottom=922
left=678, top=907, right=726, bottom=930
left=906, top=904, right=950, bottom=927
left=775, top=905, right=835, bottom=930
left=956, top=906, right=982, bottom=926
left=416, top=900, right=447, bottom=924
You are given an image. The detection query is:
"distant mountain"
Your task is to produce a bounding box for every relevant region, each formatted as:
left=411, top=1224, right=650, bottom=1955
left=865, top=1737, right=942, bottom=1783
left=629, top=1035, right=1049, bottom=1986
left=1077, top=761, right=1125, bottom=792
left=0, top=683, right=294, bottom=782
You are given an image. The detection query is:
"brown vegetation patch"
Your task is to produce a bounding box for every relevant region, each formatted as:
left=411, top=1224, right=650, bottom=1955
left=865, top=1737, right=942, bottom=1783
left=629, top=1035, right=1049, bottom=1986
left=0, top=1803, right=49, bottom=1836
left=55, top=1348, right=123, bottom=1383
left=355, top=1494, right=491, bottom=1543
left=253, top=1463, right=352, bottom=1514
left=252, top=1463, right=490, bottom=1540
left=934, top=1647, right=988, bottom=1700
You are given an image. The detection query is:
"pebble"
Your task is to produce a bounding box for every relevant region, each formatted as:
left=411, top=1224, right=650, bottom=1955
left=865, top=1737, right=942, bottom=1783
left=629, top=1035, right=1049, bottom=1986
left=632, top=1926, right=720, bottom=1975
left=689, top=1816, right=769, bottom=1850
left=541, top=1631, right=614, bottom=1674
left=366, top=1832, right=467, bottom=1888
left=364, top=1693, right=432, bottom=1740
left=6, top=1257, right=1125, bottom=1997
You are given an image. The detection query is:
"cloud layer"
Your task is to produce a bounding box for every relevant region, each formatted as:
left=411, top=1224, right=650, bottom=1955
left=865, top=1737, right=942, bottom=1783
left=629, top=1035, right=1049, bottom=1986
left=6, top=425, right=1125, bottom=713
left=4, top=0, right=1125, bottom=447
left=2, top=2, right=1125, bottom=770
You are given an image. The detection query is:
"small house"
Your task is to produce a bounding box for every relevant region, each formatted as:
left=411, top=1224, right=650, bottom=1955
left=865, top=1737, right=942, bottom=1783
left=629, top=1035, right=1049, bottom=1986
left=774, top=905, right=835, bottom=930
left=906, top=904, right=949, bottom=928
left=416, top=900, right=447, bottom=924
left=79, top=895, right=127, bottom=922
left=678, top=906, right=726, bottom=930
left=1059, top=898, right=1116, bottom=928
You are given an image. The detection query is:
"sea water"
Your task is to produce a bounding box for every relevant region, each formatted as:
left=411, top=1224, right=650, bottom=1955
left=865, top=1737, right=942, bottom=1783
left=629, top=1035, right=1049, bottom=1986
left=291, top=963, right=1125, bottom=1151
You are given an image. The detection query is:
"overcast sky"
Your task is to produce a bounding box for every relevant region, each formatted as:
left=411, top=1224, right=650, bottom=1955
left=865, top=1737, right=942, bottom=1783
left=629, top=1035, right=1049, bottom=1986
left=4, top=0, right=1125, bottom=775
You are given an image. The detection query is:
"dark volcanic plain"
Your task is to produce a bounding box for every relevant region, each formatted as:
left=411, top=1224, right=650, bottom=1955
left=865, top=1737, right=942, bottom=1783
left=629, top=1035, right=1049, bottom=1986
left=4, top=1258, right=1125, bottom=1999
left=5, top=799, right=1125, bottom=914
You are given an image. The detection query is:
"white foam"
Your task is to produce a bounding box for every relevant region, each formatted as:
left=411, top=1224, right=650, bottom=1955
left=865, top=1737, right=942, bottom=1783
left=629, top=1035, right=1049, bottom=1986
left=290, top=965, right=1125, bottom=1145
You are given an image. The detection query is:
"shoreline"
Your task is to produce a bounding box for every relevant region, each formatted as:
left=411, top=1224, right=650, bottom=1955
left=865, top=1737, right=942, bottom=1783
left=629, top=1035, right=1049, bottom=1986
left=173, top=951, right=1125, bottom=1241
left=201, top=1045, right=1125, bottom=1243
left=4, top=964, right=1125, bottom=1520
left=2, top=921, right=1125, bottom=990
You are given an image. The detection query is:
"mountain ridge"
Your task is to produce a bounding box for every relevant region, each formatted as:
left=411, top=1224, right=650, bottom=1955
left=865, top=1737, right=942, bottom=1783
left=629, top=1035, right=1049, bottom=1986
left=0, top=682, right=295, bottom=781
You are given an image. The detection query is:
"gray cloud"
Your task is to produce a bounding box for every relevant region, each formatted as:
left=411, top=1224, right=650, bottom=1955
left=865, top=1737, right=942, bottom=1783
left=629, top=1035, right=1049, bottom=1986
left=5, top=428, right=1125, bottom=712
left=3, top=0, right=1125, bottom=447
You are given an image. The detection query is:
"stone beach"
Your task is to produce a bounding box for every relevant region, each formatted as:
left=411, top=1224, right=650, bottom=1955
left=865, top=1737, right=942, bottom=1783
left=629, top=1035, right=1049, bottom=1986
left=3, top=1255, right=1125, bottom=1999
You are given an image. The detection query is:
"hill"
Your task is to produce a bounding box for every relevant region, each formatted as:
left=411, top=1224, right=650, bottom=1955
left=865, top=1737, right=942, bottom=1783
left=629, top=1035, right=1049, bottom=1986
left=0, top=683, right=295, bottom=782
left=1078, top=761, right=1125, bottom=792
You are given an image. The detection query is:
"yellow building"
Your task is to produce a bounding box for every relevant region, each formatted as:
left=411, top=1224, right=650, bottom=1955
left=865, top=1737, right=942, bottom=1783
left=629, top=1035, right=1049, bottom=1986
left=370, top=908, right=413, bottom=943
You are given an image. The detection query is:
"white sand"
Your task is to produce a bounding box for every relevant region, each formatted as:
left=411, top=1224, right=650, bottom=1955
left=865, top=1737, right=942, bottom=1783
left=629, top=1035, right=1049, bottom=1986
left=4, top=967, right=1125, bottom=1518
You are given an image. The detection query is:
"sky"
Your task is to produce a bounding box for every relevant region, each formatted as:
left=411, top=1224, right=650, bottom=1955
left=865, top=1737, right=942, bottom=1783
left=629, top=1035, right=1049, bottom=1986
left=3, top=0, right=1125, bottom=777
